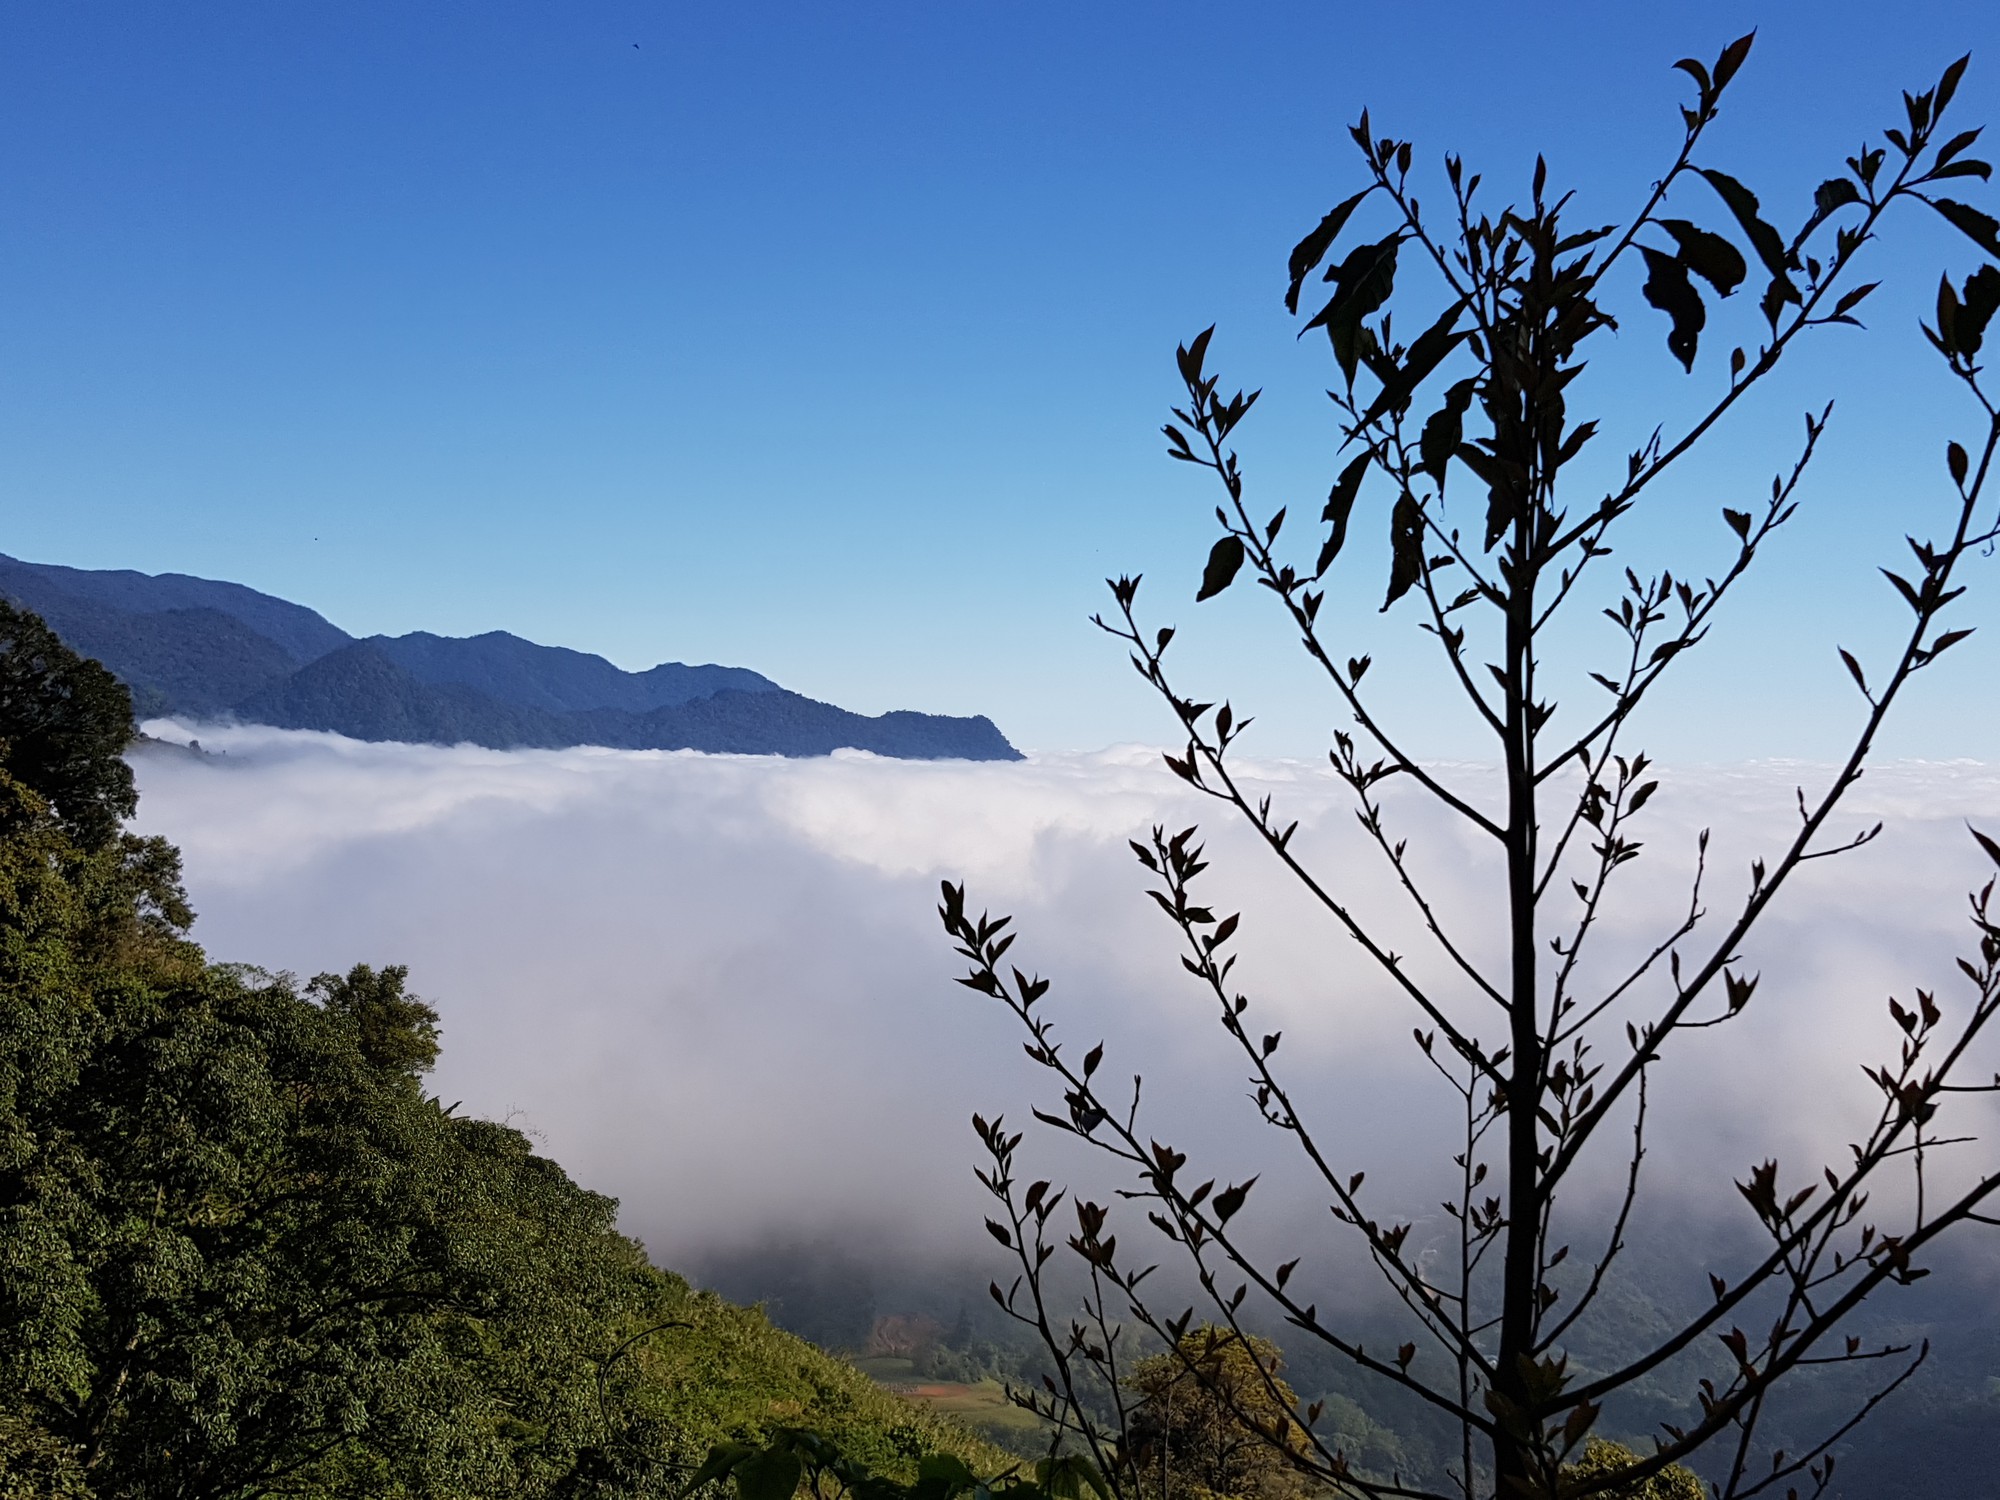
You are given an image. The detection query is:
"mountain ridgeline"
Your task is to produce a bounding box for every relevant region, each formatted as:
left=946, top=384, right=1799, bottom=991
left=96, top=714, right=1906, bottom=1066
left=0, top=554, right=1020, bottom=759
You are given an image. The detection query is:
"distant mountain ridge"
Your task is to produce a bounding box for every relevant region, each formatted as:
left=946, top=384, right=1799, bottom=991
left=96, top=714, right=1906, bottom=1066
left=0, top=554, right=1020, bottom=761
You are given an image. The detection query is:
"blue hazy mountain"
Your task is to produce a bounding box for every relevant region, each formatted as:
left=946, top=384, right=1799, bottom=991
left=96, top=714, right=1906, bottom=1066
left=0, top=553, right=1020, bottom=761
left=365, top=630, right=779, bottom=714
left=0, top=553, right=351, bottom=666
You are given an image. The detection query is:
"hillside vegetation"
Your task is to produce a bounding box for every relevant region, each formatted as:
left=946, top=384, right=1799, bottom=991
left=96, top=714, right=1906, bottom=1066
left=0, top=597, right=1006, bottom=1498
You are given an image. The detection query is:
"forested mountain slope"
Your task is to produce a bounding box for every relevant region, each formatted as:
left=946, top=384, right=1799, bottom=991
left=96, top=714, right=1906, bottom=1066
left=0, top=597, right=1007, bottom=1498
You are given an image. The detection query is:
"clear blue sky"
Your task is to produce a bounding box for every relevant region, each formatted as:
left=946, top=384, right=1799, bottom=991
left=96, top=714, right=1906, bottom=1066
left=1, top=2, right=1995, bottom=758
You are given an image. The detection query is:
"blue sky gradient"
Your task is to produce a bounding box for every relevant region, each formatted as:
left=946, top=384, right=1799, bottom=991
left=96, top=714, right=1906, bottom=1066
left=2, top=1, right=1996, bottom=757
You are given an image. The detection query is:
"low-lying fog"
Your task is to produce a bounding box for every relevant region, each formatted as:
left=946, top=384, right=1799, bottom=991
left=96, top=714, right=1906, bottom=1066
left=131, top=726, right=2000, bottom=1302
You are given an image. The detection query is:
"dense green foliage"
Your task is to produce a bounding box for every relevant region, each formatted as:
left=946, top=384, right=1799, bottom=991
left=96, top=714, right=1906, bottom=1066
left=687, top=1432, right=1110, bottom=1500
left=689, top=1339, right=1705, bottom=1500
left=1124, top=1329, right=1308, bottom=1500
left=0, top=602, right=1004, bottom=1498
left=1559, top=1442, right=1702, bottom=1500
left=0, top=600, right=138, bottom=849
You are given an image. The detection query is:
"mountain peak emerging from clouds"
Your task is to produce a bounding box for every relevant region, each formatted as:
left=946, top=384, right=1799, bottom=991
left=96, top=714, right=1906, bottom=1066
left=0, top=554, right=1020, bottom=761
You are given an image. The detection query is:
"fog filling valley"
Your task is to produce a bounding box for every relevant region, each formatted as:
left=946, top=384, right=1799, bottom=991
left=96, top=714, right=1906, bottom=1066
left=131, top=727, right=2000, bottom=1325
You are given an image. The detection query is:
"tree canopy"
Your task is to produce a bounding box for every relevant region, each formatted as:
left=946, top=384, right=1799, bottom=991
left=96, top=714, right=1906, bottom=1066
left=1125, top=1328, right=1308, bottom=1500
left=0, top=598, right=137, bottom=851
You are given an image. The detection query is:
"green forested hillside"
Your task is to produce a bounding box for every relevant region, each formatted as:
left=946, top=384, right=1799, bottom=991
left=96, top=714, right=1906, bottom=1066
left=0, top=597, right=1004, bottom=1499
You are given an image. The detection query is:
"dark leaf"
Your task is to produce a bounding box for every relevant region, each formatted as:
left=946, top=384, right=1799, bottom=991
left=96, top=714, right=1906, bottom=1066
left=1931, top=198, right=2000, bottom=258
left=1935, top=126, right=1984, bottom=167
left=1881, top=569, right=1923, bottom=613
left=1659, top=219, right=1747, bottom=296
left=917, top=1455, right=981, bottom=1496
left=1957, top=264, right=2000, bottom=355
left=1970, top=825, right=2000, bottom=869
left=735, top=1448, right=805, bottom=1500
left=1477, top=453, right=1522, bottom=551
left=1211, top=1176, right=1257, bottom=1224
left=1362, top=299, right=1469, bottom=424
left=1556, top=419, right=1599, bottom=466
left=1556, top=224, right=1617, bottom=254
left=1177, top=326, right=1216, bottom=386
left=1419, top=377, right=1478, bottom=489
left=1382, top=493, right=1424, bottom=612
left=1812, top=176, right=1862, bottom=221
left=1759, top=273, right=1801, bottom=331
left=1286, top=190, right=1371, bottom=314
left=1317, top=452, right=1371, bottom=577
left=1712, top=32, right=1754, bottom=89
left=1936, top=54, right=1970, bottom=114
left=1197, top=535, right=1246, bottom=602
left=682, top=1442, right=755, bottom=1496
left=1831, top=281, right=1880, bottom=322
left=1455, top=441, right=1499, bottom=488
left=1040, top=1456, right=1112, bottom=1500
left=1699, top=168, right=1791, bottom=279
left=1641, top=247, right=1706, bottom=371
left=1303, top=235, right=1403, bottom=383
left=1838, top=647, right=1869, bottom=695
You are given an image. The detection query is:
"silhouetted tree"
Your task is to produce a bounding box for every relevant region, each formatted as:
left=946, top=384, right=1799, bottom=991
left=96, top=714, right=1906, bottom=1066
left=943, top=36, right=2000, bottom=1500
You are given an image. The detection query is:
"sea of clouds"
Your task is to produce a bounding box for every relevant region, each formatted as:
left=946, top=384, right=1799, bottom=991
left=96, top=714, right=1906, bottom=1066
left=129, top=726, right=2000, bottom=1292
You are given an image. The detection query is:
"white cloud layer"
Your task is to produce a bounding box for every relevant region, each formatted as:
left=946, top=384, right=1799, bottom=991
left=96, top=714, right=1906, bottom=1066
left=131, top=725, right=2000, bottom=1282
